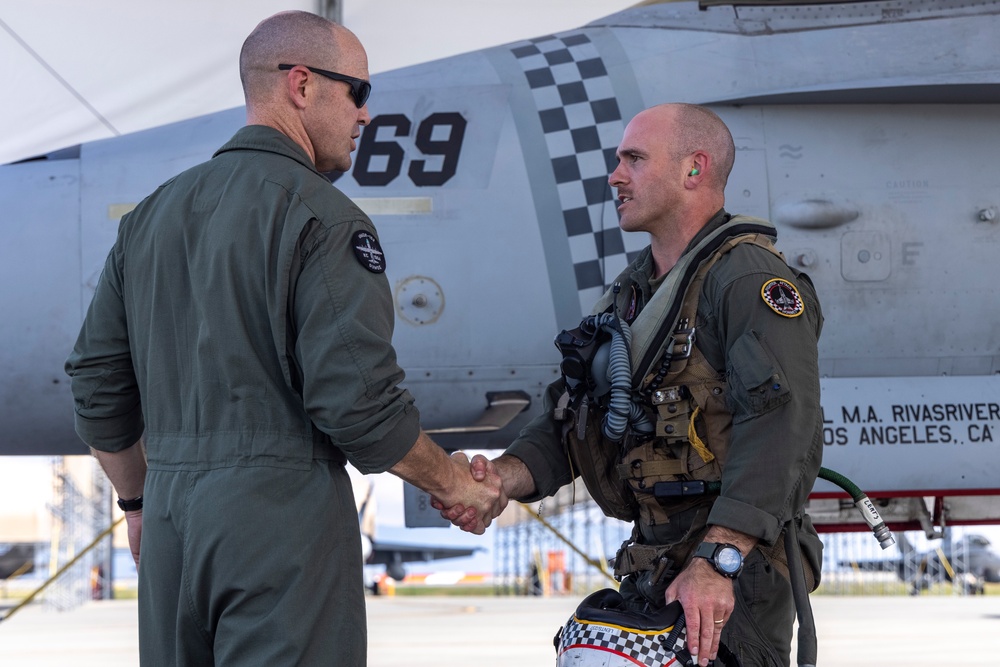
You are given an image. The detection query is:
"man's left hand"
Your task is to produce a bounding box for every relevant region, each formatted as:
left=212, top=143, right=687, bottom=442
left=665, top=557, right=733, bottom=667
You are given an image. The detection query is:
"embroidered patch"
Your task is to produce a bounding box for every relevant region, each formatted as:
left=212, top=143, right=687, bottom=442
left=761, top=278, right=804, bottom=318
left=352, top=230, right=386, bottom=273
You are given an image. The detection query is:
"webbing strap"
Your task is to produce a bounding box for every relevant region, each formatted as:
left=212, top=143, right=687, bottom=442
left=627, top=217, right=778, bottom=385
left=613, top=542, right=674, bottom=578
left=641, top=230, right=785, bottom=392
left=615, top=459, right=687, bottom=480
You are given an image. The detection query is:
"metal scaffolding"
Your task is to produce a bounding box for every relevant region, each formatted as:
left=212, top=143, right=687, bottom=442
left=493, top=481, right=631, bottom=597
left=45, top=456, right=111, bottom=610
left=493, top=485, right=988, bottom=598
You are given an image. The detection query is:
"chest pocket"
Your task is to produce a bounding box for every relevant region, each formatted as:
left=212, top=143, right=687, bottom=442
left=726, top=329, right=791, bottom=424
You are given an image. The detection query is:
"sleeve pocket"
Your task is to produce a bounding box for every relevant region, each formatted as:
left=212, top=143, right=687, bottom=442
left=726, top=330, right=791, bottom=424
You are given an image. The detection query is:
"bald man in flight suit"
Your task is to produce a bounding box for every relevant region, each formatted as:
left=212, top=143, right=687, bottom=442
left=66, top=11, right=506, bottom=666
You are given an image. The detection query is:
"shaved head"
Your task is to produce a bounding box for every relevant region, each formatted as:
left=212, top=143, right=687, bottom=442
left=662, top=103, right=735, bottom=190
left=239, top=11, right=353, bottom=106
left=238, top=10, right=370, bottom=172
left=610, top=103, right=735, bottom=248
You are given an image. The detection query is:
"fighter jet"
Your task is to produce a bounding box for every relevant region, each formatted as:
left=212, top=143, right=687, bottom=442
left=2, top=0, right=1000, bottom=532
left=842, top=531, right=1000, bottom=595
left=0, top=544, right=34, bottom=581
left=351, top=470, right=478, bottom=583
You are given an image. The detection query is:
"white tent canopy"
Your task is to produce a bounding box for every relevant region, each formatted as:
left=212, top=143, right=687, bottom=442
left=0, top=1, right=311, bottom=164
left=0, top=0, right=635, bottom=165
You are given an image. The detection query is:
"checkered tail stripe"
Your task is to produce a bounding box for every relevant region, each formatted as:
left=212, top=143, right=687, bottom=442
left=510, top=33, right=646, bottom=314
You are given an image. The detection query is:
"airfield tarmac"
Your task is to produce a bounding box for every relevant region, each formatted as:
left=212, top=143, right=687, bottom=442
left=1, top=594, right=998, bottom=666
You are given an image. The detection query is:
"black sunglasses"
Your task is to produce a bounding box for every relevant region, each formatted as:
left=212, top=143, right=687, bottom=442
left=278, top=64, right=371, bottom=108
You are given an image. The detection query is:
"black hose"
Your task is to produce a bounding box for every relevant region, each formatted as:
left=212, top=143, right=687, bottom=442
left=784, top=518, right=817, bottom=667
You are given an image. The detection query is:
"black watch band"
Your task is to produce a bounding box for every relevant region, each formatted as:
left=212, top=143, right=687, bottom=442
left=117, top=495, right=143, bottom=512
left=693, top=541, right=744, bottom=578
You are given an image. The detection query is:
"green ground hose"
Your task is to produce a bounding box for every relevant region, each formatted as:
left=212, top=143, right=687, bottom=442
left=702, top=467, right=893, bottom=549
left=817, top=467, right=895, bottom=549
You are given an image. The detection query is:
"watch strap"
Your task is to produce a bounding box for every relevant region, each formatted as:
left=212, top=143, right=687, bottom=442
left=693, top=541, right=743, bottom=578
left=117, top=495, right=143, bottom=512
left=694, top=541, right=718, bottom=560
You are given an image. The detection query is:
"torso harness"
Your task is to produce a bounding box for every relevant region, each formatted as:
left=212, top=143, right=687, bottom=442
left=553, top=216, right=785, bottom=577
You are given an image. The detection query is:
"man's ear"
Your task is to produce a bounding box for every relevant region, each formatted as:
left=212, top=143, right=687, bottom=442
left=685, top=150, right=710, bottom=185
left=283, top=66, right=310, bottom=110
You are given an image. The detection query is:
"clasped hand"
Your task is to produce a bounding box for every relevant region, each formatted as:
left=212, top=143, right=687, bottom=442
left=432, top=453, right=507, bottom=533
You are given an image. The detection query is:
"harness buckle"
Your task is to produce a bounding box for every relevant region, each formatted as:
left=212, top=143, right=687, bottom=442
left=669, top=325, right=697, bottom=360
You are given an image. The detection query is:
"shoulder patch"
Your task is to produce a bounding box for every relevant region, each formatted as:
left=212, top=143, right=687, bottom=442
left=352, top=230, right=386, bottom=273
left=760, top=278, right=804, bottom=318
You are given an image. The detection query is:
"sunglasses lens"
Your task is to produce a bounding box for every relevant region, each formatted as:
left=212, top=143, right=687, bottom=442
left=354, top=82, right=371, bottom=108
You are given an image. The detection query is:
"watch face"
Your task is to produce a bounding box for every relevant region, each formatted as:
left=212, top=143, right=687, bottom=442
left=716, top=546, right=742, bottom=574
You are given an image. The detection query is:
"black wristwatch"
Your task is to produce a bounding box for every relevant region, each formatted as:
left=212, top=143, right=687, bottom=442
left=693, top=542, right=744, bottom=578
left=117, top=495, right=143, bottom=512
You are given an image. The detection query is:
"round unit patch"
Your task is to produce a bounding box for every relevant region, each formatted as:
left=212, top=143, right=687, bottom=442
left=352, top=230, right=386, bottom=273
left=761, top=278, right=804, bottom=318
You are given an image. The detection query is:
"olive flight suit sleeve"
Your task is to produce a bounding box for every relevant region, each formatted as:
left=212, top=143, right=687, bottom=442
left=290, top=216, right=420, bottom=474
left=65, top=224, right=145, bottom=452
left=698, top=244, right=824, bottom=546
left=504, top=378, right=576, bottom=501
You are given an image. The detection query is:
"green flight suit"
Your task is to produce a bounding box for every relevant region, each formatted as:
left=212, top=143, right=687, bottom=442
left=507, top=210, right=825, bottom=667
left=66, top=126, right=420, bottom=666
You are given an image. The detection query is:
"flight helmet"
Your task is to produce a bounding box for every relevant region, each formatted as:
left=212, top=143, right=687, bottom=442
left=554, top=588, right=742, bottom=667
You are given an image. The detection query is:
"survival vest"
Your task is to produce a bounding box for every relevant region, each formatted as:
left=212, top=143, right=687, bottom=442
left=557, top=216, right=786, bottom=529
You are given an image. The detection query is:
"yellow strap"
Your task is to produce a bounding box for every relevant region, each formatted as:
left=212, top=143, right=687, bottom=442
left=688, top=406, right=715, bottom=463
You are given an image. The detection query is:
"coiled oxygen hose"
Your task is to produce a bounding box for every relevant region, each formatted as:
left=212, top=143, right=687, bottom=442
left=590, top=313, right=653, bottom=442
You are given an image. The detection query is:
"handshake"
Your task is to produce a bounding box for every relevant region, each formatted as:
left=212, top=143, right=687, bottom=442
left=430, top=453, right=512, bottom=534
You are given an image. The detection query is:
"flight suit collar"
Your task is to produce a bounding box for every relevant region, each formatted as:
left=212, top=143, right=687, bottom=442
left=682, top=208, right=732, bottom=258
left=623, top=209, right=732, bottom=317
left=214, top=125, right=322, bottom=176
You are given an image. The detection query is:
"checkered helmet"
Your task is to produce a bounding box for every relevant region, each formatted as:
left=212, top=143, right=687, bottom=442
left=554, top=588, right=742, bottom=667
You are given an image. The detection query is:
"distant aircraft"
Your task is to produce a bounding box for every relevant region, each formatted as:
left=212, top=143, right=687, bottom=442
left=0, top=473, right=466, bottom=591
left=2, top=0, right=999, bottom=532
left=841, top=531, right=1000, bottom=595
left=351, top=470, right=477, bottom=583
left=0, top=543, right=34, bottom=580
